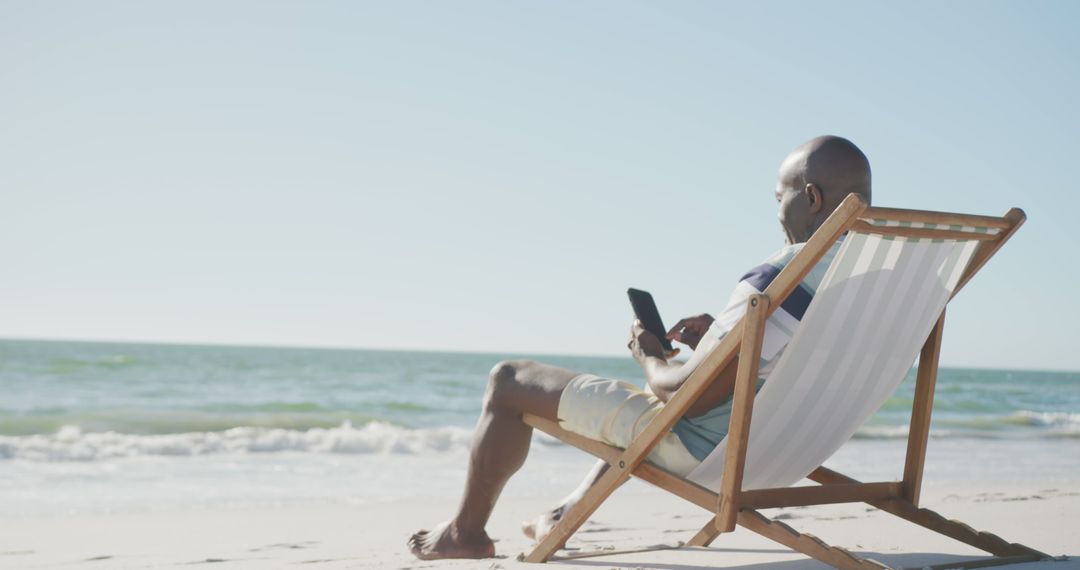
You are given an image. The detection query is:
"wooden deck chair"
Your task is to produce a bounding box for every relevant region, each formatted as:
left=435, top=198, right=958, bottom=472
left=520, top=194, right=1048, bottom=569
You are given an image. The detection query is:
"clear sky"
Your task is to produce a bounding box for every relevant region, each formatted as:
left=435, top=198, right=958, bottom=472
left=2, top=1, right=1077, bottom=370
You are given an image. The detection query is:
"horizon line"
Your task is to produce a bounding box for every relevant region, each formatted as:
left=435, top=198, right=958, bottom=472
left=2, top=335, right=1077, bottom=375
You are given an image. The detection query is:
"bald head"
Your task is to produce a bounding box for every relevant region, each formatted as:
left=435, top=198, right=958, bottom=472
left=775, top=136, right=871, bottom=244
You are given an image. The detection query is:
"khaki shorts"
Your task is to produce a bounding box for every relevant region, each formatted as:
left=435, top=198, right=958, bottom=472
left=556, top=374, right=700, bottom=477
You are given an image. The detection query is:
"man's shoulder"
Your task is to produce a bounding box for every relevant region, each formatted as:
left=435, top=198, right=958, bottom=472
left=735, top=244, right=804, bottom=292
left=759, top=243, right=805, bottom=269
left=755, top=238, right=846, bottom=272
left=737, top=239, right=842, bottom=291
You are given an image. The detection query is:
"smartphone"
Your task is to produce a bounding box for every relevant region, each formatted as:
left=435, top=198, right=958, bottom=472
left=627, top=288, right=674, bottom=353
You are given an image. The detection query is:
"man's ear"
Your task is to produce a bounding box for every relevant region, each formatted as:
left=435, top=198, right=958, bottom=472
left=804, top=183, right=824, bottom=214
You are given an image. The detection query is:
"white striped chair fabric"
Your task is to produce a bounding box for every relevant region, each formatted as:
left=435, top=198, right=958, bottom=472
left=686, top=220, right=1000, bottom=491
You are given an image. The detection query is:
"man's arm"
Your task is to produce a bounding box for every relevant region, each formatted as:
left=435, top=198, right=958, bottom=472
left=629, top=320, right=740, bottom=418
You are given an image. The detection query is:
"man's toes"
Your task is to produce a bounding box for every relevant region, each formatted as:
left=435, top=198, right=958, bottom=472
left=407, top=530, right=428, bottom=548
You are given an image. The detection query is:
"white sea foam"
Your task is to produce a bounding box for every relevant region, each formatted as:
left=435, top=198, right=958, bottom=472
left=4, top=409, right=1078, bottom=462
left=0, top=421, right=478, bottom=462
left=1007, top=410, right=1080, bottom=429
left=853, top=410, right=1080, bottom=440
left=854, top=425, right=912, bottom=439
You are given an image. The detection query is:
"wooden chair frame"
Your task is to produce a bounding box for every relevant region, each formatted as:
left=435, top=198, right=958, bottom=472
left=520, top=195, right=1046, bottom=569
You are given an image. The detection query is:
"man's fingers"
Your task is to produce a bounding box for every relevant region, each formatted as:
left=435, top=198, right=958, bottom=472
left=670, top=326, right=703, bottom=347
left=669, top=315, right=713, bottom=338
left=630, top=319, right=652, bottom=350
left=666, top=318, right=690, bottom=337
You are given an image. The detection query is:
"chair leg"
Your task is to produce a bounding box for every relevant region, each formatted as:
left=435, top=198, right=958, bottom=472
left=686, top=516, right=722, bottom=547
left=877, top=499, right=1048, bottom=559
left=521, top=465, right=632, bottom=562
left=737, top=509, right=892, bottom=570
left=692, top=503, right=1045, bottom=570
left=810, top=467, right=1048, bottom=562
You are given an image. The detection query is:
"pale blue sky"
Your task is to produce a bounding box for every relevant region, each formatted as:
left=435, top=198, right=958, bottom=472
left=2, top=1, right=1077, bottom=370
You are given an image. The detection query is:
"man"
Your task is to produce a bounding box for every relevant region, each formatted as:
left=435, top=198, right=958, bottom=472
left=409, top=135, right=873, bottom=560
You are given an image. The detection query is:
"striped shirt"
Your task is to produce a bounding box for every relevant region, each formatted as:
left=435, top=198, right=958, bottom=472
left=671, top=239, right=843, bottom=461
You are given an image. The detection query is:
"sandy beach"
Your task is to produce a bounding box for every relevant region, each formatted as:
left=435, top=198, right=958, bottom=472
left=4, top=478, right=1076, bottom=569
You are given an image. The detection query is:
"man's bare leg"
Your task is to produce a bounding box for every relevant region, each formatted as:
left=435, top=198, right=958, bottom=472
left=408, top=359, right=580, bottom=560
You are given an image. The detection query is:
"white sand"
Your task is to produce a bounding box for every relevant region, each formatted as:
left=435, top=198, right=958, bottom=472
left=3, top=480, right=1077, bottom=569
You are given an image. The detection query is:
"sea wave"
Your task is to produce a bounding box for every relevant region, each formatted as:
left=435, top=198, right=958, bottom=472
left=853, top=425, right=913, bottom=439
left=4, top=408, right=1078, bottom=461
left=1002, top=410, right=1080, bottom=427
left=0, top=406, right=395, bottom=436
left=0, top=421, right=476, bottom=462
left=854, top=410, right=1080, bottom=440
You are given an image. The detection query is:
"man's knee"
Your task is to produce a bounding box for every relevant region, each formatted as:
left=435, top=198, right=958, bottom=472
left=486, top=359, right=533, bottom=407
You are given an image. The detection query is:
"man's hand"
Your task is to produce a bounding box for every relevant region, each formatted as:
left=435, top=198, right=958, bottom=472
left=666, top=313, right=715, bottom=350
left=627, top=320, right=678, bottom=364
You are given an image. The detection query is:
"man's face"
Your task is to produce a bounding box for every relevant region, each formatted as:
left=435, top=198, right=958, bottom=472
left=775, top=154, right=812, bottom=245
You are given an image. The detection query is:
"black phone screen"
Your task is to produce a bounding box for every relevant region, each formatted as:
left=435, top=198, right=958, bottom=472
left=627, top=288, right=674, bottom=353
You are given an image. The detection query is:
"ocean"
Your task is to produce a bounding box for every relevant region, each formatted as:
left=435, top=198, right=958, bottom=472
left=3, top=339, right=1079, bottom=517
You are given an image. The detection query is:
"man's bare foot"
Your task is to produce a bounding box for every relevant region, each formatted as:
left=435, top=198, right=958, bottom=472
left=408, top=521, right=495, bottom=560
left=521, top=505, right=564, bottom=543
